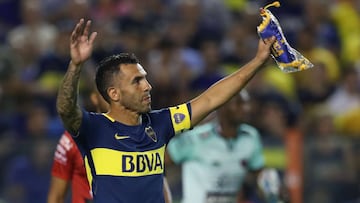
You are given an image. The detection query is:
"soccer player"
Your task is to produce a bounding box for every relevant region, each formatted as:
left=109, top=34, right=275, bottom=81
left=56, top=19, right=275, bottom=202
left=48, top=131, right=93, bottom=203
left=166, top=91, right=282, bottom=203
left=167, top=91, right=262, bottom=203
left=48, top=77, right=173, bottom=203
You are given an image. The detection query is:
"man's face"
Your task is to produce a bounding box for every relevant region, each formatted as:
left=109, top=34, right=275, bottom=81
left=117, top=64, right=152, bottom=113
left=219, top=94, right=251, bottom=125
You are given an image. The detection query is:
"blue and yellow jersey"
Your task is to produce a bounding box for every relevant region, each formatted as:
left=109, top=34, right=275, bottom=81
left=75, top=103, right=191, bottom=203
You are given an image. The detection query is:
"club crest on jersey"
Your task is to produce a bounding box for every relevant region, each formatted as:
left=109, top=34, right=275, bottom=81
left=173, top=113, right=185, bottom=124
left=145, top=126, right=157, bottom=142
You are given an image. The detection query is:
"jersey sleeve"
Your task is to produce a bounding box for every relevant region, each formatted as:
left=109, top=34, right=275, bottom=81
left=51, top=132, right=76, bottom=180
left=167, top=130, right=196, bottom=164
left=247, top=130, right=265, bottom=171
left=75, top=109, right=92, bottom=146
left=168, top=103, right=192, bottom=134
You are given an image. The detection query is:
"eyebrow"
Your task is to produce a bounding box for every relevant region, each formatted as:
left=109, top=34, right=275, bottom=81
left=131, top=75, right=145, bottom=83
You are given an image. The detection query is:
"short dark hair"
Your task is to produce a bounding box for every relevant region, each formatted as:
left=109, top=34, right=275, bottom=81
left=95, top=53, right=139, bottom=102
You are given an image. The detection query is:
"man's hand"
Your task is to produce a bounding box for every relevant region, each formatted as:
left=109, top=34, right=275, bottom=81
left=70, top=19, right=97, bottom=66
left=255, top=37, right=276, bottom=63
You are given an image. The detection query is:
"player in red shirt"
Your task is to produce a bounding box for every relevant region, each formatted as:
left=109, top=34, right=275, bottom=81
left=49, top=131, right=93, bottom=203
left=47, top=85, right=173, bottom=203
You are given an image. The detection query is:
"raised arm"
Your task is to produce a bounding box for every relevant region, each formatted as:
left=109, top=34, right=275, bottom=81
left=190, top=37, right=275, bottom=126
left=56, top=19, right=97, bottom=134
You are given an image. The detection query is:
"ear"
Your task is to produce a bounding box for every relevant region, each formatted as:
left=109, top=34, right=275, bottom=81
left=107, top=87, right=121, bottom=102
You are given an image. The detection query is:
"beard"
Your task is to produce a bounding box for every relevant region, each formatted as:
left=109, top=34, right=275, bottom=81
left=121, top=99, right=151, bottom=113
left=139, top=105, right=152, bottom=113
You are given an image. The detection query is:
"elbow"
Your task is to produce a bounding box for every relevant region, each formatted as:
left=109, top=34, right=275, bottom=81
left=56, top=99, right=77, bottom=121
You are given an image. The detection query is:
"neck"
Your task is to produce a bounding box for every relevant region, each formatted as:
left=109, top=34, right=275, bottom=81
left=106, top=107, right=142, bottom=126
left=218, top=120, right=238, bottom=139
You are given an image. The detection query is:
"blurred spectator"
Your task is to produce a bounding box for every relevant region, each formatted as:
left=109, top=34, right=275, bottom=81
left=295, top=26, right=340, bottom=85
left=223, top=0, right=251, bottom=15
left=170, top=0, right=227, bottom=49
left=3, top=138, right=56, bottom=203
left=221, top=16, right=259, bottom=71
left=0, top=0, right=21, bottom=43
left=35, top=26, right=73, bottom=117
left=304, top=0, right=341, bottom=54
left=4, top=0, right=60, bottom=113
left=0, top=46, right=18, bottom=110
left=162, top=18, right=204, bottom=74
left=326, top=66, right=360, bottom=136
left=90, top=0, right=125, bottom=61
left=17, top=103, right=60, bottom=139
left=196, top=0, right=231, bottom=39
left=296, top=62, right=336, bottom=112
left=66, top=0, right=91, bottom=25
left=147, top=37, right=194, bottom=108
left=0, top=131, right=17, bottom=192
left=303, top=106, right=358, bottom=203
left=261, top=66, right=298, bottom=101
left=255, top=92, right=292, bottom=137
left=251, top=91, right=300, bottom=202
left=331, top=0, right=360, bottom=65
left=91, top=0, right=124, bottom=25
left=40, top=0, right=69, bottom=24
left=116, top=0, right=165, bottom=36
left=7, top=0, right=58, bottom=55
left=190, top=39, right=225, bottom=93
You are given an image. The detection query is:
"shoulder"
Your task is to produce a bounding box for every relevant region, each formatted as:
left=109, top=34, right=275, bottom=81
left=238, top=123, right=261, bottom=138
left=82, top=109, right=104, bottom=118
left=87, top=111, right=105, bottom=119
left=150, top=103, right=191, bottom=115
left=147, top=108, right=171, bottom=124
left=180, top=122, right=214, bottom=138
left=149, top=108, right=168, bottom=116
left=83, top=111, right=112, bottom=124
left=59, top=131, right=76, bottom=150
left=54, top=131, right=78, bottom=164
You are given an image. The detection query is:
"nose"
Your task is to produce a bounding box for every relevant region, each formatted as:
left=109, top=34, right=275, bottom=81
left=144, top=79, right=152, bottom=92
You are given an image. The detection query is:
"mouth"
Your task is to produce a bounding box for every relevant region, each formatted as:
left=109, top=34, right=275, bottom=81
left=143, top=95, right=151, bottom=104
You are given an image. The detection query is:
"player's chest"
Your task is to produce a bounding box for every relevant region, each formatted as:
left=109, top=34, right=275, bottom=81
left=88, top=123, right=165, bottom=151
left=195, top=137, right=255, bottom=168
left=87, top=124, right=167, bottom=177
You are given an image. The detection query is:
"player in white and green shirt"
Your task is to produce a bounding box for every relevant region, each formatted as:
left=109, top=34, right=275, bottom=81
left=167, top=91, right=265, bottom=203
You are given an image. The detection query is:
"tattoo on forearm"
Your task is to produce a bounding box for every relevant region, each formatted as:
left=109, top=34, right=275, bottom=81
left=56, top=65, right=82, bottom=134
